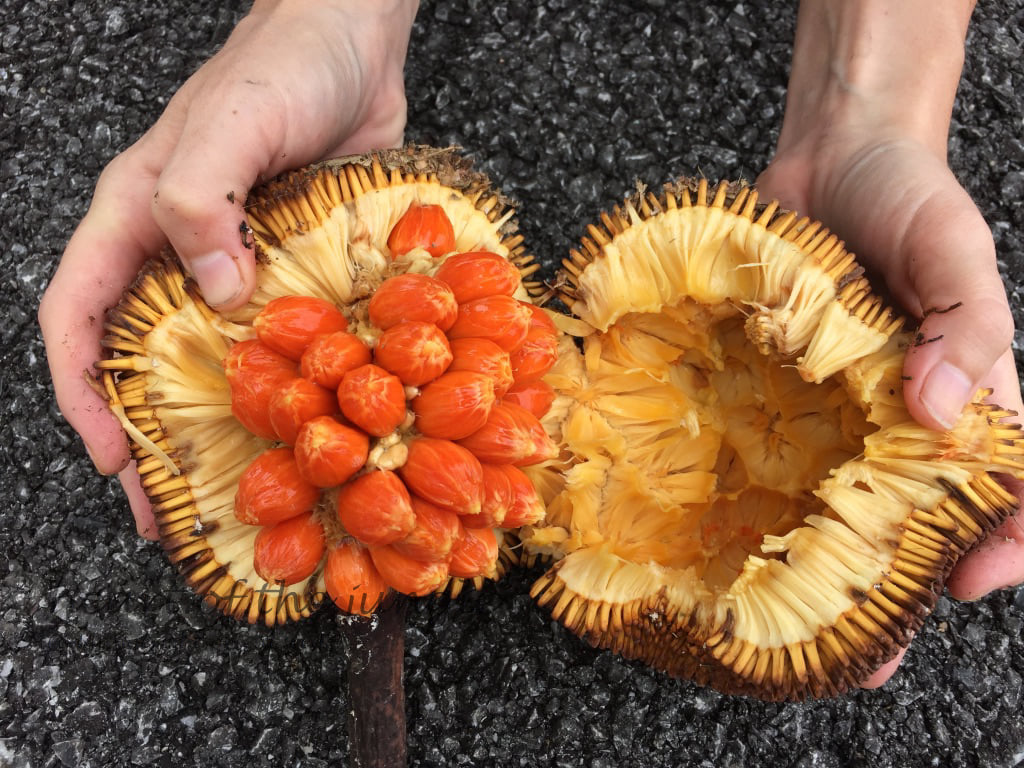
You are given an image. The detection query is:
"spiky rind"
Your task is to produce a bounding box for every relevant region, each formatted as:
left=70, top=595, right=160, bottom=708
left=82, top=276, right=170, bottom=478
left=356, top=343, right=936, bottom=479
left=528, top=177, right=1024, bottom=699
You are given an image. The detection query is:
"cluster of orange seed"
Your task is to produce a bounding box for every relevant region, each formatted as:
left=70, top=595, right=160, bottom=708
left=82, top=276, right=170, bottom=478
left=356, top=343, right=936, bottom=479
left=226, top=204, right=558, bottom=615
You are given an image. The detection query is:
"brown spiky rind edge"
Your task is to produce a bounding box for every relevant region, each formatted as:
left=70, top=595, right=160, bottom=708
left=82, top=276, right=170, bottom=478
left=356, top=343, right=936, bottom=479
left=530, top=177, right=1024, bottom=700
left=95, top=146, right=537, bottom=626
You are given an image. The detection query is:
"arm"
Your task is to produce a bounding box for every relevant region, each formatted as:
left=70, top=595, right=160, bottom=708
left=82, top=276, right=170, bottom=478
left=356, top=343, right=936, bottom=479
left=758, top=0, right=1024, bottom=685
left=38, top=0, right=418, bottom=537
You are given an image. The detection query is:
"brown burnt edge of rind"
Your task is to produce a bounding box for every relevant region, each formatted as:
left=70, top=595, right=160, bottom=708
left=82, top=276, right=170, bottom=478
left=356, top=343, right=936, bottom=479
left=531, top=468, right=1018, bottom=701
left=557, top=176, right=899, bottom=335
left=243, top=145, right=546, bottom=303
left=246, top=145, right=521, bottom=242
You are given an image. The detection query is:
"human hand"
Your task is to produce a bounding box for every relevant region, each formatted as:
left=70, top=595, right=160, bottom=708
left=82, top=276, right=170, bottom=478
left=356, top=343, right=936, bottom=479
left=38, top=0, right=418, bottom=538
left=757, top=0, right=1023, bottom=688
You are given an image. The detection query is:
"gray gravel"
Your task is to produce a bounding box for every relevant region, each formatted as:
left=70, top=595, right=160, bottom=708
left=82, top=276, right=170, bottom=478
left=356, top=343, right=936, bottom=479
left=3, top=1, right=1024, bottom=766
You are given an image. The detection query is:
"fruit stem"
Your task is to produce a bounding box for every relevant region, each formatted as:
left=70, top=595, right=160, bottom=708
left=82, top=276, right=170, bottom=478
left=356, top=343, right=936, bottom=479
left=338, top=595, right=409, bottom=768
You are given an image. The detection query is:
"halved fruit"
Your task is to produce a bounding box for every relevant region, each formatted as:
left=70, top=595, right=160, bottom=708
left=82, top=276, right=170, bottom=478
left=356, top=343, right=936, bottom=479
left=95, top=147, right=548, bottom=626
left=521, top=178, right=1024, bottom=701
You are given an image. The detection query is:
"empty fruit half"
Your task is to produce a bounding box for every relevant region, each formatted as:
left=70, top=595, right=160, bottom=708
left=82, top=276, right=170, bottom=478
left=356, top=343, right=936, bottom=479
left=522, top=178, right=1024, bottom=700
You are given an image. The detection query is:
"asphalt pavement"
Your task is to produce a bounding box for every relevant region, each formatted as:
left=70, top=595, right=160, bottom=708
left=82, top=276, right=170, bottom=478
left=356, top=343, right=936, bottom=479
left=2, top=1, right=1024, bottom=766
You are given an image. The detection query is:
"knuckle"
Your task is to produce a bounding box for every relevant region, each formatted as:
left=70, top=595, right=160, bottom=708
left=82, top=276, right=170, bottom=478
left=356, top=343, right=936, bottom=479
left=150, top=172, right=205, bottom=225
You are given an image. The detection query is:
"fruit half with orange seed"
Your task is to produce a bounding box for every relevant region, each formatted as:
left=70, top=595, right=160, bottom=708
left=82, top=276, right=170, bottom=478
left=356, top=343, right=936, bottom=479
left=95, top=148, right=542, bottom=628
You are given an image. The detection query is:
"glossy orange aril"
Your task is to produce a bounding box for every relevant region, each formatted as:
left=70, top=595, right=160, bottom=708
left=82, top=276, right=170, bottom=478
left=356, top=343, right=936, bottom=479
left=509, top=324, right=559, bottom=384
left=369, top=544, right=450, bottom=596
left=252, top=295, right=348, bottom=361
left=433, top=251, right=521, bottom=303
left=448, top=526, right=499, bottom=580
left=412, top=371, right=496, bottom=440
left=399, top=438, right=483, bottom=515
left=502, top=379, right=556, bottom=419
left=460, top=463, right=510, bottom=529
left=523, top=302, right=558, bottom=334
left=457, top=402, right=558, bottom=466
left=368, top=273, right=458, bottom=331
left=337, top=364, right=407, bottom=437
left=324, top=540, right=390, bottom=616
left=446, top=294, right=532, bottom=352
left=337, top=469, right=416, bottom=546
left=387, top=203, right=456, bottom=259
left=300, top=331, right=372, bottom=389
left=268, top=377, right=338, bottom=445
left=446, top=337, right=514, bottom=398
left=224, top=340, right=298, bottom=440
left=252, top=512, right=326, bottom=586
left=373, top=321, right=453, bottom=388
left=294, top=415, right=369, bottom=488
left=234, top=447, right=320, bottom=527
left=494, top=464, right=546, bottom=527
left=393, top=496, right=462, bottom=562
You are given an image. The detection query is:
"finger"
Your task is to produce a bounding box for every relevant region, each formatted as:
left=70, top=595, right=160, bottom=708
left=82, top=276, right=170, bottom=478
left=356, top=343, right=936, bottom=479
left=39, top=150, right=169, bottom=474
left=896, top=191, right=1013, bottom=431
left=119, top=464, right=159, bottom=541
left=946, top=350, right=1024, bottom=598
left=754, top=158, right=811, bottom=216
left=946, top=505, right=1024, bottom=600
left=149, top=78, right=305, bottom=311
left=860, top=647, right=907, bottom=689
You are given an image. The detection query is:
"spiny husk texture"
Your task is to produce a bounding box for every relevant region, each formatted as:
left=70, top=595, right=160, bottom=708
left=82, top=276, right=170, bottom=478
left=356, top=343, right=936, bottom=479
left=97, top=148, right=536, bottom=626
left=523, top=178, right=1024, bottom=700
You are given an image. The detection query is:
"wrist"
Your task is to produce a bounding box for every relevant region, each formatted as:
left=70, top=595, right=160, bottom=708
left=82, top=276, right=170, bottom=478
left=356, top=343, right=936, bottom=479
left=777, top=0, right=974, bottom=158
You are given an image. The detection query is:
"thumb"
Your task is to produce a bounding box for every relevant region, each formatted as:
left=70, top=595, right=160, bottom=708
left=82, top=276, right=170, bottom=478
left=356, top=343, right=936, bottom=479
left=149, top=92, right=286, bottom=310
left=898, top=199, right=1014, bottom=431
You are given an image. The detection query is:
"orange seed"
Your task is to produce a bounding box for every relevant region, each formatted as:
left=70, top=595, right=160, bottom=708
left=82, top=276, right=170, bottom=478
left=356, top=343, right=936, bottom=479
left=337, top=470, right=416, bottom=546
left=324, top=540, right=390, bottom=616
left=252, top=512, right=326, bottom=586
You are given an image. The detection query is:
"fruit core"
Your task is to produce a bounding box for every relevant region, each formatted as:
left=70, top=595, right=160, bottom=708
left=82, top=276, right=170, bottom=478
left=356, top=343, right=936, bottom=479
left=572, top=297, right=877, bottom=595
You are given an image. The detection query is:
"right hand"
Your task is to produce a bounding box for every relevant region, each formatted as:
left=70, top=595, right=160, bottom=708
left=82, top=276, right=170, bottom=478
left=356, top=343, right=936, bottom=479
left=38, top=0, right=418, bottom=538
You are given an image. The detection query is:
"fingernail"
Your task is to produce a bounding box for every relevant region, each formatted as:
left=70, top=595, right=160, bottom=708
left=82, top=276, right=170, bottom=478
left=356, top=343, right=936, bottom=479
left=920, top=361, right=973, bottom=429
left=189, top=250, right=243, bottom=307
